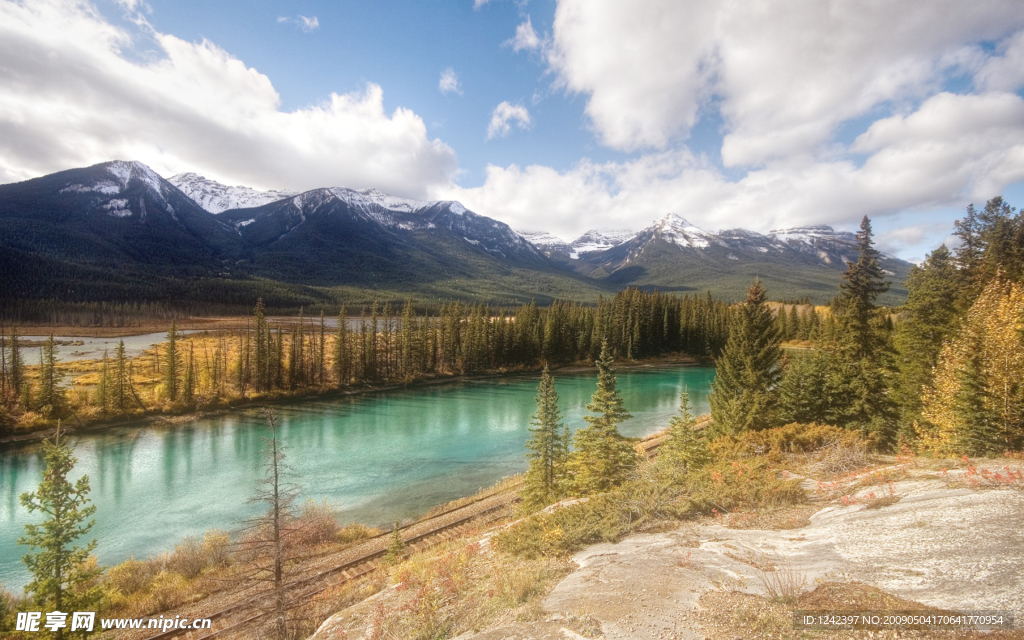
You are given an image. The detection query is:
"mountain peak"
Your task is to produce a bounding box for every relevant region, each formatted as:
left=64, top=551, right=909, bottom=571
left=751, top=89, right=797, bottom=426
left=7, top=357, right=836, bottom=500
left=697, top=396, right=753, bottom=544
left=647, top=213, right=716, bottom=249
left=168, top=173, right=297, bottom=214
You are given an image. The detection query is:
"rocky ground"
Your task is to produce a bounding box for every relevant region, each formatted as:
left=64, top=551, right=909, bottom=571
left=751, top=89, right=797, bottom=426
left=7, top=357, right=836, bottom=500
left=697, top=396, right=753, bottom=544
left=310, top=463, right=1024, bottom=640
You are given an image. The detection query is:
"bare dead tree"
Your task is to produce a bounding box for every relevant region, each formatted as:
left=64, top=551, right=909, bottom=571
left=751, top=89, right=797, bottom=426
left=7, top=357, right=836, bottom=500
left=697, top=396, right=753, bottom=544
left=243, top=410, right=300, bottom=639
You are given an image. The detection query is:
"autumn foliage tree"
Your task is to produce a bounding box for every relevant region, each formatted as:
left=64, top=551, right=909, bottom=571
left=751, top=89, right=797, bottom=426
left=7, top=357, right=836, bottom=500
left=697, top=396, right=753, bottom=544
left=920, top=276, right=1024, bottom=456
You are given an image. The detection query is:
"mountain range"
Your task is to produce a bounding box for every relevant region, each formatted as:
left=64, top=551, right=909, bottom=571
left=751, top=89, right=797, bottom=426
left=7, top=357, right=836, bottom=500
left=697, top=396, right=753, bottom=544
left=0, top=161, right=911, bottom=308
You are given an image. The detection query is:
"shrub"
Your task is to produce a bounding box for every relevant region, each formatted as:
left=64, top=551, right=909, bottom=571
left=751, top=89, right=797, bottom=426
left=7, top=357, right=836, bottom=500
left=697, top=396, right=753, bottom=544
left=337, top=523, right=380, bottom=545
left=709, top=423, right=867, bottom=460
left=686, top=458, right=805, bottom=514
left=105, top=557, right=155, bottom=596
left=293, top=500, right=342, bottom=547
left=200, top=530, right=231, bottom=568
left=165, top=536, right=206, bottom=579
left=498, top=455, right=805, bottom=559
left=150, top=570, right=190, bottom=610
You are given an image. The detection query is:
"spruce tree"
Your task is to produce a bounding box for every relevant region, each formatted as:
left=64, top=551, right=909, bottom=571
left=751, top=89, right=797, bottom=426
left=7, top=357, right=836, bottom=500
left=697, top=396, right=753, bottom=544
left=708, top=280, right=782, bottom=435
left=658, top=391, right=712, bottom=474
left=182, top=343, right=196, bottom=405
left=19, top=424, right=102, bottom=636
left=113, top=340, right=127, bottom=413
left=8, top=326, right=22, bottom=405
left=777, top=349, right=848, bottom=426
left=830, top=216, right=897, bottom=443
left=522, top=366, right=570, bottom=509
left=835, top=216, right=890, bottom=360
left=97, top=351, right=109, bottom=415
left=953, top=342, right=1001, bottom=456
left=567, top=341, right=638, bottom=495
left=253, top=299, right=269, bottom=393
left=164, top=322, right=179, bottom=402
left=893, top=245, right=959, bottom=428
left=37, top=334, right=65, bottom=418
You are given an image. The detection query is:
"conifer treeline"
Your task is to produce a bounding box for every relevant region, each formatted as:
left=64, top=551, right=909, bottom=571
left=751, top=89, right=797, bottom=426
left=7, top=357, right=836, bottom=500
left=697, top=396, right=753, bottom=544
left=0, top=289, right=731, bottom=430
left=707, top=196, right=1024, bottom=456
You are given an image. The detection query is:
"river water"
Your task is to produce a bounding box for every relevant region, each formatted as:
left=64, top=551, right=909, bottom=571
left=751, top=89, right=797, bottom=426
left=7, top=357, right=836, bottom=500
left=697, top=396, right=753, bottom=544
left=0, top=364, right=714, bottom=590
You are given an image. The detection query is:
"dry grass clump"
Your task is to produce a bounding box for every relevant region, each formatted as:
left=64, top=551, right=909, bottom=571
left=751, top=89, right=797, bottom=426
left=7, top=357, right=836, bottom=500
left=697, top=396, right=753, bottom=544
left=100, top=504, right=378, bottom=619
left=710, top=423, right=869, bottom=461
left=361, top=540, right=573, bottom=640
left=497, top=455, right=805, bottom=559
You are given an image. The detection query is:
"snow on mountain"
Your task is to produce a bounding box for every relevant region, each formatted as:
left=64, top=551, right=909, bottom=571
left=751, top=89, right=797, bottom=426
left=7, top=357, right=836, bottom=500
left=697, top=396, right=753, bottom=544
left=647, top=213, right=721, bottom=249
left=169, top=173, right=297, bottom=214
left=227, top=184, right=543, bottom=263
left=570, top=229, right=634, bottom=256
left=768, top=225, right=857, bottom=245
left=61, top=160, right=166, bottom=199
left=519, top=231, right=573, bottom=252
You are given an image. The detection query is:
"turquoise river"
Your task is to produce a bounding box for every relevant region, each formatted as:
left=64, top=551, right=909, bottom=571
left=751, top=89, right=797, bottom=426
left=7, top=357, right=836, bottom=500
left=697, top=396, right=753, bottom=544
left=0, top=364, right=714, bottom=590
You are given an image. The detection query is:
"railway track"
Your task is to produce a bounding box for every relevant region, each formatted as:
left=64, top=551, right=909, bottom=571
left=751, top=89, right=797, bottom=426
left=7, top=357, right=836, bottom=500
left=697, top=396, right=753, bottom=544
left=137, top=425, right=704, bottom=640
left=137, top=485, right=520, bottom=640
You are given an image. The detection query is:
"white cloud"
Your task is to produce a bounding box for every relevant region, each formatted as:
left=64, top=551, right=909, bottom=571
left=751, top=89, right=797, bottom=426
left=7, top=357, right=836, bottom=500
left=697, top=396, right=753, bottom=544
left=486, top=102, right=531, bottom=139
left=439, top=68, right=462, bottom=95
left=975, top=29, right=1024, bottom=92
left=277, top=15, right=319, bottom=33
left=473, top=0, right=493, bottom=8
left=547, top=0, right=1024, bottom=162
left=0, top=0, right=455, bottom=196
left=508, top=16, right=542, bottom=52
left=437, top=92, right=1024, bottom=240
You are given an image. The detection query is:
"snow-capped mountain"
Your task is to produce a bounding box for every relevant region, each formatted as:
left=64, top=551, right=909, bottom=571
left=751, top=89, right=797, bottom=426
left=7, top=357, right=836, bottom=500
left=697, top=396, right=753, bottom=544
left=519, top=231, right=573, bottom=255
left=168, top=173, right=297, bottom=214
left=645, top=213, right=722, bottom=250
left=520, top=228, right=634, bottom=262
left=220, top=186, right=544, bottom=265
left=570, top=229, right=634, bottom=256
left=0, top=160, right=245, bottom=273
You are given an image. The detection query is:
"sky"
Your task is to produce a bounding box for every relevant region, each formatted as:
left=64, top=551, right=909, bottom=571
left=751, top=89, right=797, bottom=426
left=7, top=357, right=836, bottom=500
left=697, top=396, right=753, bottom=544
left=1, top=0, right=1024, bottom=262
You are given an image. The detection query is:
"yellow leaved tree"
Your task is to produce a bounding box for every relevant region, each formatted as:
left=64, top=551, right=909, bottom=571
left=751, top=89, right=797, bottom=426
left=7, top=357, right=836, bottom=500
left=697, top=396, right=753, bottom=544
left=920, top=276, right=1024, bottom=456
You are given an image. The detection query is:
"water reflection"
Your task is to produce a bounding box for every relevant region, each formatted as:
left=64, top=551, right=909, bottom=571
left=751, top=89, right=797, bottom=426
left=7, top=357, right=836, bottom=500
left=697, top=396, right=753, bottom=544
left=0, top=365, right=713, bottom=589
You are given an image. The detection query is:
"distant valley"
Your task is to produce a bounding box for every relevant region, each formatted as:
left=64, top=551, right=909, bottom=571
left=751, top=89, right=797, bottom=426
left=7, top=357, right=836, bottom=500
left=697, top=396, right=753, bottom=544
left=0, top=161, right=911, bottom=309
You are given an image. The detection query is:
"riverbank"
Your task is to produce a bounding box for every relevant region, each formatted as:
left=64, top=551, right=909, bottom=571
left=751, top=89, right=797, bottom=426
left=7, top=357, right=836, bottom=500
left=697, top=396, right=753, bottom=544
left=0, top=353, right=704, bottom=447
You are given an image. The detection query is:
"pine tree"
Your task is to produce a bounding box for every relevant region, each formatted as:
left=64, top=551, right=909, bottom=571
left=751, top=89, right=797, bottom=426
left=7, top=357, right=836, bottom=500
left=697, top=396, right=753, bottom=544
left=8, top=326, right=22, bottom=405
left=708, top=280, right=782, bottom=435
left=522, top=366, right=570, bottom=509
left=777, top=349, right=848, bottom=425
left=97, top=351, right=109, bottom=415
left=893, top=245, right=959, bottom=429
left=953, top=341, right=1001, bottom=456
left=253, top=299, right=269, bottom=393
left=19, top=424, right=102, bottom=636
left=835, top=216, right=890, bottom=360
left=830, top=216, right=897, bottom=443
left=567, top=341, right=638, bottom=495
left=164, top=322, right=180, bottom=402
left=113, top=340, right=127, bottom=413
left=658, top=391, right=712, bottom=474
left=37, top=334, right=65, bottom=418
left=182, top=343, right=196, bottom=405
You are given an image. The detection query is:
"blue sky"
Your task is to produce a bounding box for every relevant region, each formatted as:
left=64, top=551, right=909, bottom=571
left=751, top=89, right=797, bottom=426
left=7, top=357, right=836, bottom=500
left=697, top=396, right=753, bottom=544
left=2, top=0, right=1024, bottom=262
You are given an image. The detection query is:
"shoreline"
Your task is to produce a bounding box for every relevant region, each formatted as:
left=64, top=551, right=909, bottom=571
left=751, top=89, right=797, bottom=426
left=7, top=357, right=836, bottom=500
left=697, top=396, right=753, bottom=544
left=0, top=355, right=706, bottom=448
